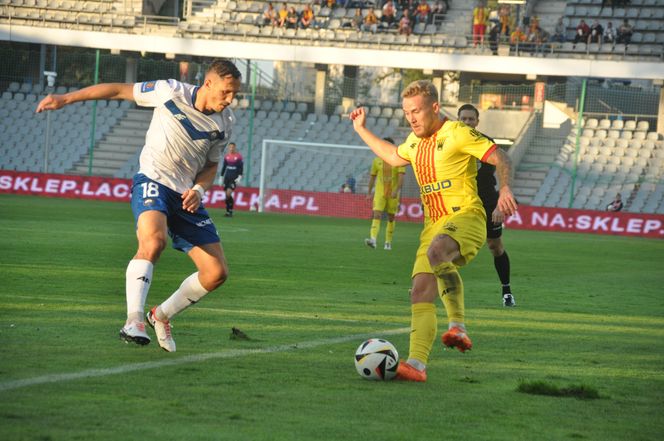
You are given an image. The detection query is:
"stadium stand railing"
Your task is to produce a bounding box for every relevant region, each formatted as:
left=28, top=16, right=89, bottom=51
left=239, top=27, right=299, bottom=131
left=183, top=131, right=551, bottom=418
left=1, top=0, right=662, bottom=60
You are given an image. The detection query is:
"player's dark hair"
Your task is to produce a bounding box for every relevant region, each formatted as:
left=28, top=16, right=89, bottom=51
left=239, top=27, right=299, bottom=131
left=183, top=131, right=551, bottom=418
left=457, top=103, right=479, bottom=118
left=383, top=137, right=395, bottom=144
left=208, top=59, right=242, bottom=80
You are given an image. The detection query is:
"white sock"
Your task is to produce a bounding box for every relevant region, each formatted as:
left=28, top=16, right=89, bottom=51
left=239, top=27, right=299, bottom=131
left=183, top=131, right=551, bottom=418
left=159, top=272, right=209, bottom=321
left=449, top=321, right=466, bottom=331
left=406, top=358, right=426, bottom=371
left=125, top=259, right=153, bottom=323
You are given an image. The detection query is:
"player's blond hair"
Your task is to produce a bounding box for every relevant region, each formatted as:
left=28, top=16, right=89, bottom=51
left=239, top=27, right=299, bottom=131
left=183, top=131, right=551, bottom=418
left=401, top=80, right=439, bottom=103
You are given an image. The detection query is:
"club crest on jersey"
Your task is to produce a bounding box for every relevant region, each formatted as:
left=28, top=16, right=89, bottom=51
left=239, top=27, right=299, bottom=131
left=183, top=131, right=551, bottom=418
left=420, top=180, right=452, bottom=195
left=141, top=81, right=156, bottom=92
left=443, top=222, right=457, bottom=232
left=409, top=142, right=417, bottom=149
left=436, top=140, right=444, bottom=150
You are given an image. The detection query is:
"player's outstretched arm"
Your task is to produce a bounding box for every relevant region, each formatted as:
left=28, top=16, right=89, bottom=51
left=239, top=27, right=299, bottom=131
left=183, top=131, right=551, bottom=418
left=350, top=107, right=408, bottom=167
left=485, top=148, right=518, bottom=216
left=35, top=83, right=135, bottom=113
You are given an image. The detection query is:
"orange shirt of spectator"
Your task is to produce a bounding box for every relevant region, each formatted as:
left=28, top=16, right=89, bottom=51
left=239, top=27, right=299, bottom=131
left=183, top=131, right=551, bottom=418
left=510, top=27, right=526, bottom=43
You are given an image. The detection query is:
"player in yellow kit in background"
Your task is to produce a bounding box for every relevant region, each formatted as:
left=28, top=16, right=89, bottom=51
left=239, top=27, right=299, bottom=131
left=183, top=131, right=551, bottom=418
left=350, top=80, right=518, bottom=382
left=365, top=137, right=406, bottom=251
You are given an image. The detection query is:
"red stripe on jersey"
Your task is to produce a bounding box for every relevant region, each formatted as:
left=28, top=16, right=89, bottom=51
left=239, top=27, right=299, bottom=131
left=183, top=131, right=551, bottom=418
left=482, top=144, right=498, bottom=162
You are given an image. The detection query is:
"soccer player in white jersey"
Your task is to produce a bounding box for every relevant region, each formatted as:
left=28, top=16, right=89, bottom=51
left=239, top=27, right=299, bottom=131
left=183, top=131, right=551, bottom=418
left=36, top=59, right=242, bottom=352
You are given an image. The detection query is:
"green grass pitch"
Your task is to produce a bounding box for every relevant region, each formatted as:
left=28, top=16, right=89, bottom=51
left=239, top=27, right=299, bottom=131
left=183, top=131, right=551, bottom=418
left=1, top=194, right=663, bottom=441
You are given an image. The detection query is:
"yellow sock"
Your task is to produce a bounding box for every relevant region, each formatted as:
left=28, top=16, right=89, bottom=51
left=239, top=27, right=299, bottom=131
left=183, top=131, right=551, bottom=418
left=408, top=302, right=437, bottom=365
left=385, top=220, right=395, bottom=243
left=433, top=262, right=465, bottom=324
left=370, top=219, right=380, bottom=240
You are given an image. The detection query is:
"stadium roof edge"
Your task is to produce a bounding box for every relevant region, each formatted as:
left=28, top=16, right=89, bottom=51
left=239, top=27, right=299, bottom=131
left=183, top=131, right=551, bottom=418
left=2, top=25, right=663, bottom=80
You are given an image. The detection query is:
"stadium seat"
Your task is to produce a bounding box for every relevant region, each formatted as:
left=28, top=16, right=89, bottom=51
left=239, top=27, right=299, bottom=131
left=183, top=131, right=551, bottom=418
left=636, top=121, right=649, bottom=132
left=598, top=119, right=611, bottom=129
left=585, top=118, right=598, bottom=129
left=623, top=120, right=636, bottom=130
left=611, top=119, right=624, bottom=130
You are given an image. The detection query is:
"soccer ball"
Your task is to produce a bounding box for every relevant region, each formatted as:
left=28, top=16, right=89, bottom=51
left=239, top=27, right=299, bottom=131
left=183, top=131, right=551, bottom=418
left=354, top=338, right=399, bottom=381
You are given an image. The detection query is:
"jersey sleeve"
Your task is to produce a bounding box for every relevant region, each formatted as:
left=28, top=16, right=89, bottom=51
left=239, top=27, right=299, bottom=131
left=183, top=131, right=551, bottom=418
left=238, top=155, right=244, bottom=174
left=452, top=123, right=497, bottom=161
left=396, top=135, right=415, bottom=163
left=133, top=79, right=180, bottom=108
left=370, top=157, right=379, bottom=176
left=207, top=142, right=223, bottom=163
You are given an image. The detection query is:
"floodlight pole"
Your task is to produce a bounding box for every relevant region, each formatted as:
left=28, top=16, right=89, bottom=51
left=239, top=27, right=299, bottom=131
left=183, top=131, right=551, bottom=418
left=568, top=78, right=587, bottom=209
left=88, top=49, right=100, bottom=176
left=245, top=61, right=257, bottom=187
left=43, top=68, right=58, bottom=173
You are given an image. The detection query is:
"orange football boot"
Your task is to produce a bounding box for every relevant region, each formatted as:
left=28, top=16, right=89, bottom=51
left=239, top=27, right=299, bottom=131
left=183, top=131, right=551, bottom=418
left=395, top=361, right=427, bottom=382
left=442, top=326, right=473, bottom=352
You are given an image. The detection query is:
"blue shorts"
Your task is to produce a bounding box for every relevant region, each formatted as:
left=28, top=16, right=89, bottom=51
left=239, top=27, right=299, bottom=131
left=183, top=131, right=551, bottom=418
left=130, top=174, right=220, bottom=253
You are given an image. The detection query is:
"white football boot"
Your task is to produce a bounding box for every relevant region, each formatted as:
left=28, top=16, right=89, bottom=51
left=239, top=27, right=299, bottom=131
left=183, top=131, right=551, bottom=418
left=146, top=307, right=176, bottom=352
left=364, top=238, right=377, bottom=249
left=119, top=321, right=151, bottom=346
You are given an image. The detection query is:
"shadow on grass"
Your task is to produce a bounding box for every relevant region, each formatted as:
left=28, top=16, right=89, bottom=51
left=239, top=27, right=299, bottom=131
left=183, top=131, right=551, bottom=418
left=517, top=380, right=601, bottom=400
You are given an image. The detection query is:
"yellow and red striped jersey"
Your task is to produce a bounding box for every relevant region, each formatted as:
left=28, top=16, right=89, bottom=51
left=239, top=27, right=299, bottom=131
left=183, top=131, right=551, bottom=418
left=396, top=119, right=496, bottom=223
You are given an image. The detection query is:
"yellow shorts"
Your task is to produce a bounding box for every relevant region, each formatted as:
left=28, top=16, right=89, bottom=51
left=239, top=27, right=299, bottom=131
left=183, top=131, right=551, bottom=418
left=411, top=207, right=487, bottom=278
left=373, top=194, right=399, bottom=215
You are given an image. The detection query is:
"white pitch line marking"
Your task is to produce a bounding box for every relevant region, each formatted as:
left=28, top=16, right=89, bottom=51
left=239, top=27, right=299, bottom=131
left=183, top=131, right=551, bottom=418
left=0, top=327, right=409, bottom=393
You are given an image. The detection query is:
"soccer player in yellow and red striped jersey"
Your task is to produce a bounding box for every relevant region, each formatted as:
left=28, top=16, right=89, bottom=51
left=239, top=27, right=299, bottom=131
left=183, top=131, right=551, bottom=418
left=365, top=137, right=406, bottom=251
left=350, top=80, right=517, bottom=382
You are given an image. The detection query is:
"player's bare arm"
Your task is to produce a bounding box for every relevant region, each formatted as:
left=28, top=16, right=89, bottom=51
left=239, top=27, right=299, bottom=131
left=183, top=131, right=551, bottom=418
left=35, top=83, right=135, bottom=113
left=394, top=172, right=405, bottom=199
left=182, top=161, right=219, bottom=213
left=350, top=107, right=408, bottom=167
left=485, top=148, right=518, bottom=216
left=366, top=174, right=376, bottom=200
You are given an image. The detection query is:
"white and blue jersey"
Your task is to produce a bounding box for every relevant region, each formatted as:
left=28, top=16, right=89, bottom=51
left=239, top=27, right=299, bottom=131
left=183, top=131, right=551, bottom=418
left=133, top=79, right=234, bottom=193
left=130, top=79, right=235, bottom=252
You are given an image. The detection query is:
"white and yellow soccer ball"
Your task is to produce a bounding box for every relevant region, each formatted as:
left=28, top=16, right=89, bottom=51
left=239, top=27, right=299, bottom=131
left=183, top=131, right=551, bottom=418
left=354, top=338, right=399, bottom=381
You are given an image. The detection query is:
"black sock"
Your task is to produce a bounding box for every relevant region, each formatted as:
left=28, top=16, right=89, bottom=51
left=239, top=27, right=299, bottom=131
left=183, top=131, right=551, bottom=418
left=227, top=195, right=234, bottom=212
left=494, top=251, right=511, bottom=292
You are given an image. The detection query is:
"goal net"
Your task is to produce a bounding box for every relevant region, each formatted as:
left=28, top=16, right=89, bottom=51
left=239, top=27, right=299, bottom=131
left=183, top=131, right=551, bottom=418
left=258, top=139, right=378, bottom=218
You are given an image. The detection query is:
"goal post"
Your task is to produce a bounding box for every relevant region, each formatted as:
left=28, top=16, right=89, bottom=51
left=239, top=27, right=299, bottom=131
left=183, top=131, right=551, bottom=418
left=258, top=139, right=376, bottom=217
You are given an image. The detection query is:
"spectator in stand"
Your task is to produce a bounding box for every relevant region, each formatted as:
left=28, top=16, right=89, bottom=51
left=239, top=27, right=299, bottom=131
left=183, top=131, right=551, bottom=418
left=617, top=18, right=633, bottom=44
left=278, top=3, right=288, bottom=27
left=551, top=17, right=566, bottom=43
left=415, top=0, right=431, bottom=26
left=362, top=8, right=379, bottom=33
left=488, top=20, right=500, bottom=55
left=430, top=1, right=447, bottom=25
left=528, top=15, right=539, bottom=36
left=606, top=193, right=623, bottom=212
left=345, top=174, right=356, bottom=193
left=300, top=4, right=315, bottom=29
left=326, top=0, right=336, bottom=8
left=498, top=4, right=510, bottom=38
left=472, top=1, right=488, bottom=46
left=573, top=19, right=590, bottom=45
left=399, top=9, right=413, bottom=35
left=588, top=19, right=604, bottom=44
left=285, top=6, right=299, bottom=29
left=344, top=7, right=363, bottom=29
left=604, top=21, right=617, bottom=44
left=531, top=26, right=550, bottom=54
left=382, top=0, right=396, bottom=28
left=263, top=2, right=278, bottom=26
left=510, top=26, right=526, bottom=52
